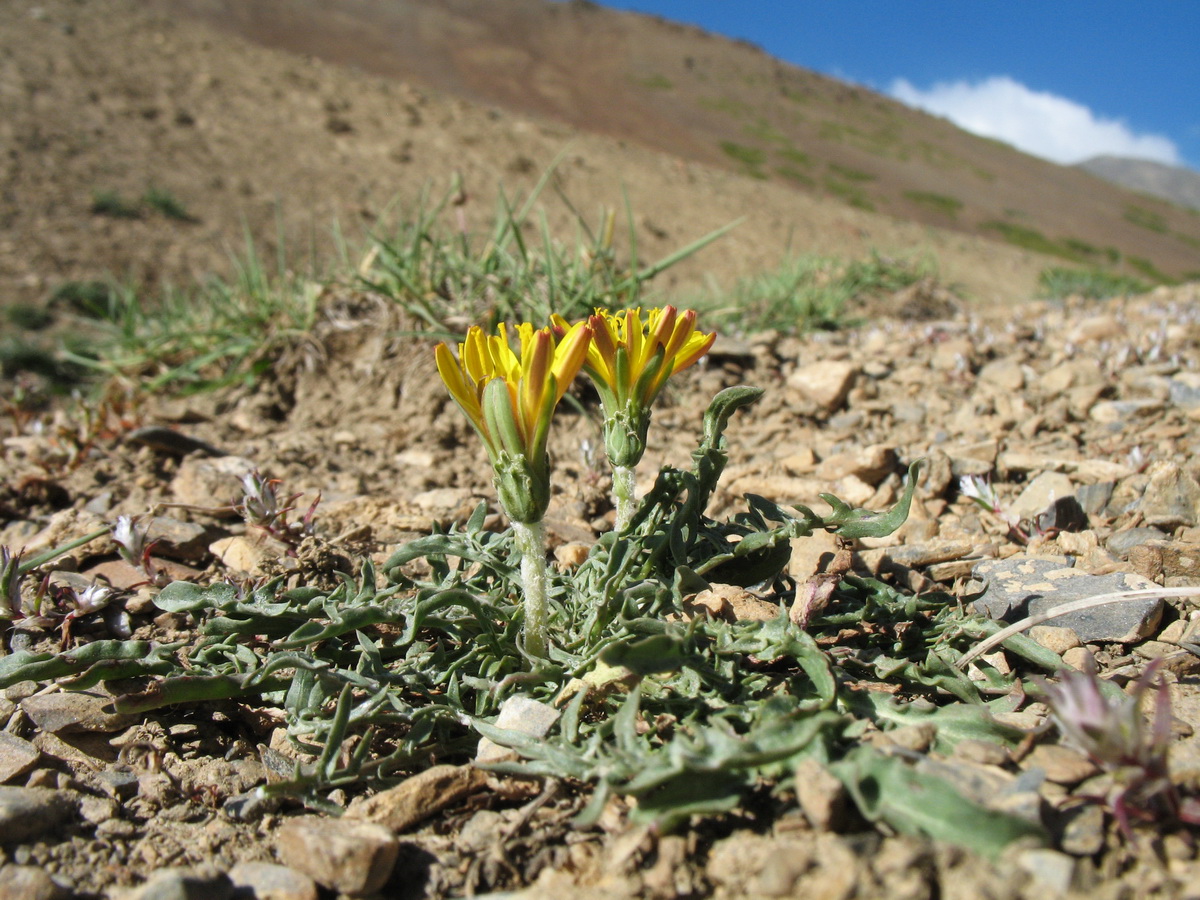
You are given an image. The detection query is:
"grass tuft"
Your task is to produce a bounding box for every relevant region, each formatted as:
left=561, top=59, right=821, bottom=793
left=1036, top=267, right=1150, bottom=300
left=693, top=251, right=934, bottom=335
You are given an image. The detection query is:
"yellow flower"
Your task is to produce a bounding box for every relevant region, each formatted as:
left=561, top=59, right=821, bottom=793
left=590, top=306, right=715, bottom=408
left=435, top=320, right=591, bottom=523
left=552, top=306, right=715, bottom=468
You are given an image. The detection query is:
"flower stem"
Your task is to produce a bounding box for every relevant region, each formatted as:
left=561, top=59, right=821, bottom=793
left=612, top=465, right=637, bottom=531
left=512, top=520, right=549, bottom=658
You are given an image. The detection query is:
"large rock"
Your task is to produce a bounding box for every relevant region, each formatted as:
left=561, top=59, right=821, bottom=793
left=1139, top=461, right=1200, bottom=529
left=275, top=816, right=398, bottom=896
left=971, top=558, right=1162, bottom=643
left=20, top=691, right=137, bottom=734
left=787, top=360, right=858, bottom=413
left=0, top=786, right=77, bottom=842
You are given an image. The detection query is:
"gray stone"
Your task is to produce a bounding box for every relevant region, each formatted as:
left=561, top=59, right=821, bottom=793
left=0, top=866, right=66, bottom=900
left=1139, top=461, right=1200, bottom=529
left=275, top=816, right=398, bottom=896
left=125, top=868, right=234, bottom=900
left=971, top=557, right=1163, bottom=643
left=223, top=788, right=280, bottom=822
left=1074, top=482, right=1114, bottom=516
left=0, top=733, right=40, bottom=784
left=477, top=695, right=562, bottom=764
left=20, top=691, right=136, bottom=734
left=1017, top=849, right=1075, bottom=894
left=0, top=786, right=77, bottom=842
left=1168, top=373, right=1200, bottom=415
left=1106, top=526, right=1168, bottom=558
left=96, top=768, right=139, bottom=800
left=228, top=862, right=319, bottom=900
left=143, top=517, right=213, bottom=563
left=1056, top=802, right=1105, bottom=856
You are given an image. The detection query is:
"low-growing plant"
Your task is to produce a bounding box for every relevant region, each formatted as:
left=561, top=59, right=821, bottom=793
left=360, top=180, right=736, bottom=336
left=1036, top=266, right=1150, bottom=300
left=693, top=251, right=932, bottom=335
left=904, top=190, right=962, bottom=218
left=1127, top=254, right=1172, bottom=284
left=60, top=237, right=321, bottom=392
left=51, top=280, right=118, bottom=318
left=718, top=141, right=767, bottom=178
left=143, top=185, right=197, bottom=223
left=90, top=189, right=142, bottom=219
left=0, top=306, right=1083, bottom=857
left=1124, top=204, right=1168, bottom=234
left=4, top=304, right=55, bottom=331
left=823, top=176, right=874, bottom=210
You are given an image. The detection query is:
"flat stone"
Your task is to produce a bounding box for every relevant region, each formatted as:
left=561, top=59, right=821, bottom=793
left=346, top=764, right=486, bottom=833
left=1039, top=358, right=1104, bottom=394
left=977, top=358, right=1026, bottom=391
left=1017, top=849, right=1075, bottom=894
left=142, top=516, right=213, bottom=563
left=1089, top=398, right=1162, bottom=424
left=208, top=534, right=290, bottom=576
left=1028, top=625, right=1082, bottom=656
left=275, top=816, right=398, bottom=896
left=971, top=557, right=1163, bottom=643
left=1055, top=802, right=1105, bottom=856
left=124, top=868, right=234, bottom=900
left=814, top=445, right=896, bottom=484
left=227, top=862, right=319, bottom=900
left=95, top=768, right=139, bottom=800
left=1024, top=744, right=1097, bottom=785
left=20, top=691, right=137, bottom=734
left=0, top=786, right=77, bottom=842
left=0, top=733, right=40, bottom=783
left=786, top=360, right=858, bottom=412
left=1168, top=373, right=1200, bottom=416
left=1139, top=461, right=1200, bottom=529
left=1010, top=471, right=1075, bottom=521
left=951, top=739, right=1011, bottom=767
left=1074, top=482, right=1114, bottom=516
left=171, top=455, right=257, bottom=518
left=1107, top=526, right=1168, bottom=558
left=476, top=696, right=561, bottom=764
left=0, top=866, right=66, bottom=900
left=793, top=757, right=848, bottom=831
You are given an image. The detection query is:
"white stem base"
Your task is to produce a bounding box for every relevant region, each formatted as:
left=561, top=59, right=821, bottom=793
left=512, top=520, right=549, bottom=658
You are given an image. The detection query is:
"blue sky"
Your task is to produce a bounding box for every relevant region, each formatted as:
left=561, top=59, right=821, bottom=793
left=595, top=1, right=1200, bottom=171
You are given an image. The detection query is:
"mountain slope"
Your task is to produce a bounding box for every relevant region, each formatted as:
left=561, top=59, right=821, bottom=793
left=156, top=0, right=1200, bottom=282
left=1077, top=155, right=1200, bottom=212
left=0, top=0, right=1060, bottom=309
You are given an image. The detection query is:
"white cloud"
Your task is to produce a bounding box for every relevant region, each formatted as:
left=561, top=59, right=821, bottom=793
left=889, top=75, right=1181, bottom=166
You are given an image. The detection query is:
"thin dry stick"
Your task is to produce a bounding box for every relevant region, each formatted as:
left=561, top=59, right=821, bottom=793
left=956, top=586, right=1200, bottom=670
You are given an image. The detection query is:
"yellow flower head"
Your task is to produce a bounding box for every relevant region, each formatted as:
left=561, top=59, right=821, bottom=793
left=552, top=306, right=715, bottom=468
left=553, top=306, right=714, bottom=411
left=435, top=321, right=592, bottom=468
